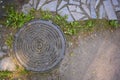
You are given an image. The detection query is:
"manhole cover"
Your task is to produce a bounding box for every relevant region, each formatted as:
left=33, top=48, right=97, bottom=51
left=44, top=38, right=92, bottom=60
left=13, top=20, right=66, bottom=72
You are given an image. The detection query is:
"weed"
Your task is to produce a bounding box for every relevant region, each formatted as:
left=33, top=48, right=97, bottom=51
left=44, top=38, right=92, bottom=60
left=5, top=34, right=13, bottom=48
left=0, top=71, right=12, bottom=79
left=40, top=10, right=53, bottom=20
left=6, top=7, right=34, bottom=29
left=109, top=20, right=119, bottom=28
left=38, top=10, right=81, bottom=35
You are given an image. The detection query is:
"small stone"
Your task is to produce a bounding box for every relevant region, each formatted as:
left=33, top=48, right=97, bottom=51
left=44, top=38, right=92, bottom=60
left=22, top=4, right=32, bottom=14
left=42, top=1, right=58, bottom=12
left=2, top=46, right=8, bottom=53
left=103, top=0, right=117, bottom=20
left=37, top=0, right=46, bottom=10
left=69, top=0, right=80, bottom=5
left=71, top=12, right=85, bottom=20
left=57, top=1, right=67, bottom=10
left=0, top=57, right=16, bottom=71
left=0, top=0, right=3, bottom=3
left=0, top=51, right=7, bottom=58
left=2, top=46, right=8, bottom=50
left=2, top=6, right=5, bottom=8
left=0, top=25, right=2, bottom=27
left=58, top=7, right=74, bottom=22
left=82, top=4, right=91, bottom=16
left=68, top=5, right=77, bottom=12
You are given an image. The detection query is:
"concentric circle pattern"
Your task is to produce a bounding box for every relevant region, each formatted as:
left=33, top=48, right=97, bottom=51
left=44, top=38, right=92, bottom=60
left=14, top=20, right=66, bottom=72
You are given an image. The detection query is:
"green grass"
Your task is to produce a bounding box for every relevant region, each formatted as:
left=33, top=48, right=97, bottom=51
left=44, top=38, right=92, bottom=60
left=5, top=34, right=14, bottom=48
left=109, top=20, right=119, bottom=28
left=0, top=71, right=12, bottom=79
left=0, top=68, right=29, bottom=79
left=5, top=7, right=34, bottom=29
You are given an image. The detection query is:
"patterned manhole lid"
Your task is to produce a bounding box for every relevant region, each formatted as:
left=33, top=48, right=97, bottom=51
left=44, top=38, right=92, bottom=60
left=14, top=20, right=66, bottom=72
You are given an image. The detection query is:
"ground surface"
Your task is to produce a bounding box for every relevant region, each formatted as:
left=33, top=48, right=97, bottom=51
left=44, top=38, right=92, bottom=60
left=1, top=28, right=120, bottom=80
left=0, top=0, right=120, bottom=80
left=11, top=27, right=120, bottom=80
left=59, top=28, right=120, bottom=80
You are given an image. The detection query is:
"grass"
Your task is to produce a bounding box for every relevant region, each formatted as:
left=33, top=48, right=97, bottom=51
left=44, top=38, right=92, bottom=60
left=5, top=7, right=34, bottom=29
left=5, top=34, right=14, bottom=48
left=0, top=68, right=29, bottom=79
left=0, top=71, right=12, bottom=79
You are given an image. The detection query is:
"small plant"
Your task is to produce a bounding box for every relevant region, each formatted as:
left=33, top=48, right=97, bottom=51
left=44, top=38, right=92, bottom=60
left=0, top=71, right=12, bottom=79
left=5, top=34, right=14, bottom=48
left=109, top=20, right=119, bottom=28
left=40, top=10, right=53, bottom=20
left=6, top=7, right=34, bottom=29
left=86, top=20, right=94, bottom=27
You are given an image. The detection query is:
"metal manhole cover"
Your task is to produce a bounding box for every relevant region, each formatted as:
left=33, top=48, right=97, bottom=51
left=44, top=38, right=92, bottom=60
left=14, top=20, right=66, bottom=72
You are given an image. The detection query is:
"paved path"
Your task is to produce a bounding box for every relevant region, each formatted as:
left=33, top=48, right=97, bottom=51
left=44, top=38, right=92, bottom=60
left=22, top=0, right=120, bottom=22
left=60, top=28, right=120, bottom=80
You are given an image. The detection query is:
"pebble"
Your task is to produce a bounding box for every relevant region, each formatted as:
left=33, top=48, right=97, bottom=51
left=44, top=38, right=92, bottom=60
left=0, top=57, right=16, bottom=71
left=0, top=51, right=7, bottom=58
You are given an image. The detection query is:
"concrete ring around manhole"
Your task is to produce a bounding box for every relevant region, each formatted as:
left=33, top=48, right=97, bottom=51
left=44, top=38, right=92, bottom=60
left=13, top=19, right=66, bottom=72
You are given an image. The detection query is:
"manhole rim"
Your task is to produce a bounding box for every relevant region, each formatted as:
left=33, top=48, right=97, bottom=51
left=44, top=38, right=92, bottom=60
left=13, top=19, right=66, bottom=72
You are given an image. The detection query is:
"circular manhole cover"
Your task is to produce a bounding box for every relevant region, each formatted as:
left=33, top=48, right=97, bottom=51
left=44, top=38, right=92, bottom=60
left=13, top=20, right=66, bottom=72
